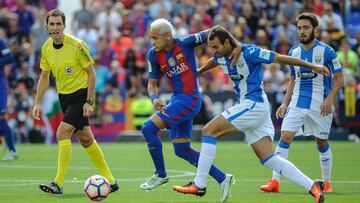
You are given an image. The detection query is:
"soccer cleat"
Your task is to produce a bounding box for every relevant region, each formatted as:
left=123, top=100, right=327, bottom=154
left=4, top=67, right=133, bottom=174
left=2, top=152, right=18, bottom=161
left=309, top=179, right=324, bottom=203
left=220, top=174, right=234, bottom=202
left=39, top=182, right=63, bottom=194
left=110, top=180, right=119, bottom=193
left=323, top=181, right=333, bottom=193
left=260, top=179, right=280, bottom=193
left=172, top=182, right=206, bottom=197
left=139, top=174, right=169, bottom=190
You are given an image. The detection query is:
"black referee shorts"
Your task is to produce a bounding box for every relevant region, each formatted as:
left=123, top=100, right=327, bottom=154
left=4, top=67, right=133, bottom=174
left=59, top=88, right=89, bottom=131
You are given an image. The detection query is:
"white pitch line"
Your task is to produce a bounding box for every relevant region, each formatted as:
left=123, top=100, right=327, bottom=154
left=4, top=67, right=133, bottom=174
left=1, top=178, right=360, bottom=188
left=1, top=164, right=360, bottom=187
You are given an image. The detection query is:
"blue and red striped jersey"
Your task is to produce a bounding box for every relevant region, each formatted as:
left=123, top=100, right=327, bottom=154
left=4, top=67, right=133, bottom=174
left=147, top=32, right=207, bottom=95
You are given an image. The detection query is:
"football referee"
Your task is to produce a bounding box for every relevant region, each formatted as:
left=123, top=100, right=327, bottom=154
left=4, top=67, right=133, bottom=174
left=32, top=9, right=118, bottom=194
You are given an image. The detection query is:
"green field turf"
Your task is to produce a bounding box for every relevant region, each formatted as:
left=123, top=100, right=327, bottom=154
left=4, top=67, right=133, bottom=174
left=0, top=141, right=359, bottom=203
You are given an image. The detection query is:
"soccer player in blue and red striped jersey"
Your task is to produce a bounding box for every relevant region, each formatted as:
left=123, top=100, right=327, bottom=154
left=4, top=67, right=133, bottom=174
left=0, top=38, right=18, bottom=160
left=139, top=19, right=240, bottom=198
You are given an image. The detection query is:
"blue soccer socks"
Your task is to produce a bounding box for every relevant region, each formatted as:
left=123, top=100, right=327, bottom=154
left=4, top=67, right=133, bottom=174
left=141, top=120, right=166, bottom=178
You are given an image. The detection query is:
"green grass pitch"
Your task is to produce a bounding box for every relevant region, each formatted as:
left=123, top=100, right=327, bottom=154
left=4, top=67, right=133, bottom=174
left=0, top=141, right=359, bottom=203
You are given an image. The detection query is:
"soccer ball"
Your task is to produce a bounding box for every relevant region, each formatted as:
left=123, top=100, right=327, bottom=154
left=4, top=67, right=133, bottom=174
left=84, top=175, right=111, bottom=201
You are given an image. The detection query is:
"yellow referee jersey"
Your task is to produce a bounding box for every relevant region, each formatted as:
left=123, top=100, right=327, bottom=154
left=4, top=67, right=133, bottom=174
left=40, top=34, right=94, bottom=94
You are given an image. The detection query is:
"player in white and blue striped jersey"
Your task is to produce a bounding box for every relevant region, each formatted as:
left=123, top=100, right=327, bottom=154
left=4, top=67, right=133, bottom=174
left=260, top=13, right=344, bottom=194
left=172, top=26, right=329, bottom=203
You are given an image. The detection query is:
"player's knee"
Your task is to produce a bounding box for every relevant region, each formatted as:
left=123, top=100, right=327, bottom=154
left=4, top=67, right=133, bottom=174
left=77, top=134, right=93, bottom=147
left=174, top=146, right=187, bottom=159
left=202, top=123, right=216, bottom=135
left=141, top=120, right=159, bottom=137
left=173, top=142, right=193, bottom=161
left=280, top=133, right=294, bottom=144
left=316, top=138, right=328, bottom=146
left=56, top=126, right=74, bottom=140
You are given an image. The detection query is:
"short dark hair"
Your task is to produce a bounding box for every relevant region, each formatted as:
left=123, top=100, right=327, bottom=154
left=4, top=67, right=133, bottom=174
left=208, top=26, right=236, bottom=47
left=46, top=9, right=66, bottom=25
left=296, top=13, right=318, bottom=28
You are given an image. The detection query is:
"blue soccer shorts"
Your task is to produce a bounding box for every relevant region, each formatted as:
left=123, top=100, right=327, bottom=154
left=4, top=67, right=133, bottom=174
left=156, top=93, right=201, bottom=140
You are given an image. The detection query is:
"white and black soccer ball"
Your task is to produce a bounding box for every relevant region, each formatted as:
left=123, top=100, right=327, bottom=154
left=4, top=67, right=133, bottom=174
left=84, top=175, right=111, bottom=201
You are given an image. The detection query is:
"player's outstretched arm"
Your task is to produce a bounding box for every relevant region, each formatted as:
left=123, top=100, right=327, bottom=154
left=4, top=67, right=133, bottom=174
left=198, top=57, right=218, bottom=74
left=33, top=70, right=50, bottom=120
left=273, top=53, right=330, bottom=76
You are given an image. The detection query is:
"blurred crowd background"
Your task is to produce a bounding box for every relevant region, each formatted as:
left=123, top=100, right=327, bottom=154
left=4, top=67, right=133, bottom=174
left=0, top=0, right=359, bottom=144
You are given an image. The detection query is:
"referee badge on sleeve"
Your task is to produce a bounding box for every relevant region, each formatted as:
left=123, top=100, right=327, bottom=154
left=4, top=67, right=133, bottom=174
left=65, top=66, right=74, bottom=75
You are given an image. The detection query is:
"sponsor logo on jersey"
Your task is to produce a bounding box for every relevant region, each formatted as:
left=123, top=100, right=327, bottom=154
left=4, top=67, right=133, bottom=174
left=166, top=62, right=189, bottom=77
left=77, top=42, right=91, bottom=63
left=300, top=72, right=318, bottom=80
left=65, top=66, right=74, bottom=75
left=332, top=58, right=341, bottom=70
left=259, top=49, right=270, bottom=60
left=229, top=74, right=244, bottom=81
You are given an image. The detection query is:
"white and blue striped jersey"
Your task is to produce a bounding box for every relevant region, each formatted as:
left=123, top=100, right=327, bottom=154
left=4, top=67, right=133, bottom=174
left=214, top=44, right=275, bottom=103
left=288, top=40, right=342, bottom=111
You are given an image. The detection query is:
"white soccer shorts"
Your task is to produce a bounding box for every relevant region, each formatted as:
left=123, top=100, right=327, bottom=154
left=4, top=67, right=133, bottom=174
left=281, top=106, right=333, bottom=139
left=221, top=99, right=274, bottom=145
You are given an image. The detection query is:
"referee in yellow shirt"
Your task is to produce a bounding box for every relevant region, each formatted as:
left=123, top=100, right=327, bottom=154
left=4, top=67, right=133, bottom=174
left=32, top=9, right=118, bottom=194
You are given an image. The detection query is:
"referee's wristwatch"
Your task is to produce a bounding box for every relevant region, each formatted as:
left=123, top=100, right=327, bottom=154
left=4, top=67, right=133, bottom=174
left=85, top=99, right=94, bottom=105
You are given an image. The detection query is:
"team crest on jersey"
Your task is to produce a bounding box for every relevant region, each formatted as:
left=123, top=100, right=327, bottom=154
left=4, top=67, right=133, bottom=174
left=168, top=57, right=176, bottom=67
left=314, top=56, right=322, bottom=63
left=237, top=60, right=244, bottom=68
left=176, top=53, right=184, bottom=62
left=65, top=66, right=74, bottom=75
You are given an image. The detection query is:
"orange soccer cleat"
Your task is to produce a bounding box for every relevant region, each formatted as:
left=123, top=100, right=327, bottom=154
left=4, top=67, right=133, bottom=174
left=309, top=179, right=324, bottom=203
left=260, top=179, right=280, bottom=193
left=172, top=182, right=206, bottom=197
left=323, top=181, right=333, bottom=193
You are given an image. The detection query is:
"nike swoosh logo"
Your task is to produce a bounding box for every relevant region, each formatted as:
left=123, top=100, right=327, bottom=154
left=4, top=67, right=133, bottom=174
left=161, top=110, right=170, bottom=117
left=321, top=158, right=329, bottom=162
